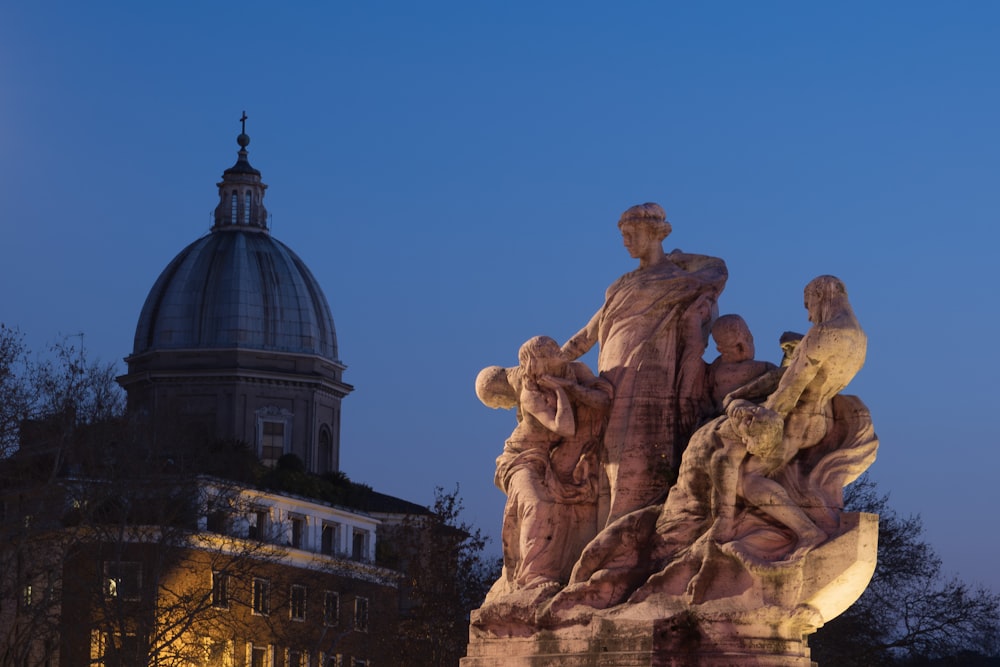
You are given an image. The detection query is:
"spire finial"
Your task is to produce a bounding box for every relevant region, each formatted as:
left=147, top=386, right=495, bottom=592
left=237, top=111, right=250, bottom=150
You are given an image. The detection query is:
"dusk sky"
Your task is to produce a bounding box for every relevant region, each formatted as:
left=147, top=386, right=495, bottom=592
left=3, top=3, right=998, bottom=594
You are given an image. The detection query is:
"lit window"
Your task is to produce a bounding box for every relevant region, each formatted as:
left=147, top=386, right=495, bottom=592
left=323, top=590, right=339, bottom=627
left=212, top=571, right=229, bottom=609
left=22, top=583, right=32, bottom=608
left=354, top=596, right=369, bottom=632
left=92, top=631, right=141, bottom=665
left=290, top=585, right=307, bottom=621
left=104, top=561, right=142, bottom=601
left=197, top=636, right=234, bottom=666
left=252, top=578, right=270, bottom=616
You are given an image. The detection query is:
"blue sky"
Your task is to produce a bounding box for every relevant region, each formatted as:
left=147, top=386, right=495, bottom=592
left=2, top=2, right=998, bottom=593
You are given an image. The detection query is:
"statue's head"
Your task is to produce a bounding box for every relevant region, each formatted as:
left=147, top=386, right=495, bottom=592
left=804, top=275, right=849, bottom=324
left=617, top=202, right=672, bottom=242
left=517, top=336, right=565, bottom=378
left=475, top=365, right=517, bottom=409
left=728, top=400, right=786, bottom=470
left=712, top=314, right=755, bottom=362
left=779, top=331, right=804, bottom=367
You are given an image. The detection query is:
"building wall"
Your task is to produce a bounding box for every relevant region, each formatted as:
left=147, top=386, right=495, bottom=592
left=120, top=349, right=350, bottom=474
left=51, top=482, right=399, bottom=667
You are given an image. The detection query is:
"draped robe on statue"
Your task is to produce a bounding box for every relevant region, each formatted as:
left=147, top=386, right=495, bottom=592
left=564, top=251, right=728, bottom=526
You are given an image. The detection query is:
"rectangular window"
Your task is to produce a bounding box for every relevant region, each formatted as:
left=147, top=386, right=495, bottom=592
left=212, top=571, right=229, bottom=609
left=321, top=523, right=338, bottom=555
left=287, top=650, right=305, bottom=667
left=354, top=596, right=369, bottom=632
left=351, top=529, right=368, bottom=561
left=290, top=584, right=307, bottom=621
left=352, top=659, right=368, bottom=667
left=323, top=590, right=339, bottom=626
left=103, top=561, right=142, bottom=601
left=116, top=633, right=141, bottom=664
left=252, top=578, right=270, bottom=616
left=290, top=515, right=304, bottom=549
left=92, top=631, right=141, bottom=666
left=261, top=421, right=285, bottom=467
left=207, top=508, right=229, bottom=534
left=197, top=636, right=234, bottom=667
left=323, top=655, right=342, bottom=667
left=249, top=644, right=269, bottom=667
left=248, top=509, right=270, bottom=541
left=22, top=583, right=32, bottom=608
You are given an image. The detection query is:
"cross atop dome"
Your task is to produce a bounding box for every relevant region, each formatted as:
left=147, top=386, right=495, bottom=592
left=212, top=112, right=269, bottom=231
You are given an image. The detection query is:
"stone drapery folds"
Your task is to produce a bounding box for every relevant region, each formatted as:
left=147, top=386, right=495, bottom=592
left=466, top=204, right=879, bottom=667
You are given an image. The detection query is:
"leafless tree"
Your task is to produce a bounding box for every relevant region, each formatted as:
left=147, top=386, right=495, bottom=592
left=810, top=475, right=1000, bottom=666
left=0, top=328, right=290, bottom=667
left=379, top=486, right=501, bottom=667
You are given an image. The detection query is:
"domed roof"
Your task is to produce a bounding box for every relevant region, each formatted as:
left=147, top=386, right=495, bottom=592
left=131, top=122, right=339, bottom=362
left=132, top=231, right=339, bottom=361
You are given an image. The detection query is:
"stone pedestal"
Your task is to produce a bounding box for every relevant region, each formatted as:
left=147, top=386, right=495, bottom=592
left=462, top=513, right=877, bottom=667
left=462, top=614, right=816, bottom=666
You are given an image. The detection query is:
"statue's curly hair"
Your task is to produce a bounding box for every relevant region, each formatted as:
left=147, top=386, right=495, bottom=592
left=617, top=202, right=672, bottom=241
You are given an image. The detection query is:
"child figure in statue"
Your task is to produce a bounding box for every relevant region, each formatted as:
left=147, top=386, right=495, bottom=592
left=707, top=314, right=777, bottom=414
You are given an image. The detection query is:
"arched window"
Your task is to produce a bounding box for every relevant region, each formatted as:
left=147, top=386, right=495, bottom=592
left=318, top=427, right=333, bottom=472
left=230, top=193, right=237, bottom=224
left=244, top=192, right=251, bottom=224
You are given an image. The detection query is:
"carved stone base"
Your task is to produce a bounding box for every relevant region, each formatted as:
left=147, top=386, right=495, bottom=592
left=462, top=613, right=816, bottom=666
left=463, top=514, right=878, bottom=667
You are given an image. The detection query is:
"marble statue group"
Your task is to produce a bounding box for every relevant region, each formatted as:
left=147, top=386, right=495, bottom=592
left=467, top=203, right=879, bottom=666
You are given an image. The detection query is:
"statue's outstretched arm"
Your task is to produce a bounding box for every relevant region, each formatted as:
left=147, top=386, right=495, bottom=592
left=562, top=310, right=600, bottom=361
left=567, top=363, right=613, bottom=408
left=723, top=367, right=785, bottom=410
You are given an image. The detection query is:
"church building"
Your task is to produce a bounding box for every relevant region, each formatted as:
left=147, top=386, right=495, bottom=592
left=119, top=121, right=352, bottom=474
left=0, top=120, right=428, bottom=667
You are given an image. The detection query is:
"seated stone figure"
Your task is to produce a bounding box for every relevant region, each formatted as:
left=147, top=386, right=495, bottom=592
left=475, top=336, right=612, bottom=612
left=646, top=274, right=873, bottom=595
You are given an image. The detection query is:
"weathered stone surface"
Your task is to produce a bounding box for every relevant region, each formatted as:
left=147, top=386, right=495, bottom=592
left=467, top=203, right=878, bottom=666
left=561, top=203, right=728, bottom=526
left=476, top=336, right=613, bottom=607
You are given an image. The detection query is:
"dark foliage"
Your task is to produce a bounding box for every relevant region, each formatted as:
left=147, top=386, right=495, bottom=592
left=810, top=475, right=1000, bottom=666
left=386, top=486, right=502, bottom=667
